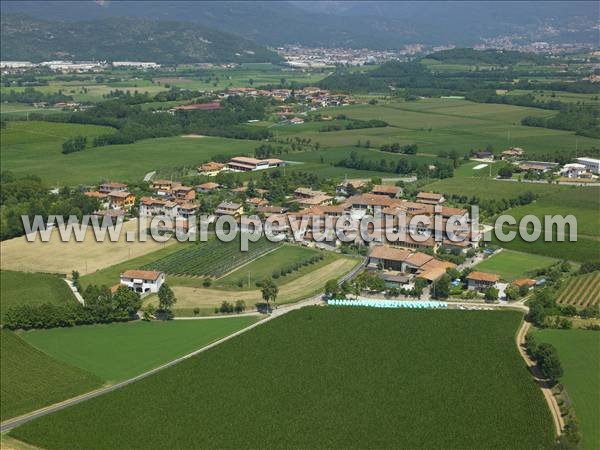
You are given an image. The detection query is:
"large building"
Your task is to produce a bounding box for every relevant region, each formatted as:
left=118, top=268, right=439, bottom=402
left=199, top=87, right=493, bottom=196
left=575, top=157, right=600, bottom=174
left=227, top=156, right=285, bottom=172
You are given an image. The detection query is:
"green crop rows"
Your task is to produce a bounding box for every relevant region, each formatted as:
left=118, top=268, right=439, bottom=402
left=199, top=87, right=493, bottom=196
left=11, top=308, right=554, bottom=449
left=142, top=237, right=279, bottom=277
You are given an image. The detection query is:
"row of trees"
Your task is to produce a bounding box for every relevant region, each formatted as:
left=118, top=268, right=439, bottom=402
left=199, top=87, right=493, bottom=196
left=62, top=136, right=87, bottom=154
left=379, top=143, right=418, bottom=155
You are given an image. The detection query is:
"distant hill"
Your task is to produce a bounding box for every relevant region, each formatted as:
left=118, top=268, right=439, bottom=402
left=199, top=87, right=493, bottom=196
left=2, top=1, right=598, bottom=49
left=0, top=14, right=282, bottom=64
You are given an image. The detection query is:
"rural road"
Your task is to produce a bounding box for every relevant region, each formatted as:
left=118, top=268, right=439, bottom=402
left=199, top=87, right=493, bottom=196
left=515, top=321, right=564, bottom=437
left=143, top=171, right=156, bottom=182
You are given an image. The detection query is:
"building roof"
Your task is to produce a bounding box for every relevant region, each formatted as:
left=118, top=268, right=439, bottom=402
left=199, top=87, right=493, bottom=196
left=108, top=191, right=133, bottom=198
left=197, top=182, right=220, bottom=190
left=230, top=156, right=263, bottom=165
left=347, top=193, right=399, bottom=207
left=369, top=245, right=412, bottom=262
left=417, top=192, right=444, bottom=201
left=199, top=162, right=225, bottom=172
left=99, top=182, right=127, bottom=189
left=372, top=185, right=401, bottom=195
left=152, top=179, right=174, bottom=186
left=512, top=278, right=536, bottom=288
left=216, top=201, right=241, bottom=210
left=467, top=271, right=500, bottom=283
left=85, top=191, right=108, bottom=199
left=121, top=270, right=163, bottom=281
left=297, top=194, right=333, bottom=206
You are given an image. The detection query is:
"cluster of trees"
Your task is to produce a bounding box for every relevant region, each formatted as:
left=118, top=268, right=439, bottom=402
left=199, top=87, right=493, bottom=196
left=319, top=118, right=387, bottom=132
left=62, top=135, right=87, bottom=154
left=524, top=334, right=563, bottom=383
left=30, top=95, right=273, bottom=148
left=0, top=171, right=101, bottom=240
left=271, top=254, right=324, bottom=279
left=3, top=285, right=140, bottom=330
left=2, top=87, right=73, bottom=105
left=335, top=151, right=454, bottom=179
left=215, top=300, right=247, bottom=314
left=103, top=87, right=206, bottom=104
left=444, top=190, right=537, bottom=218
left=379, top=143, right=418, bottom=155
left=522, top=106, right=599, bottom=139
left=429, top=48, right=549, bottom=66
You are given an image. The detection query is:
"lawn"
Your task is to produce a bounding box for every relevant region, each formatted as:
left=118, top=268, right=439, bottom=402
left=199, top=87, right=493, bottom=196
left=20, top=317, right=259, bottom=382
left=10, top=308, right=554, bottom=449
left=0, top=270, right=77, bottom=322
left=473, top=250, right=557, bottom=282
left=533, top=329, right=600, bottom=450
left=0, top=330, right=101, bottom=421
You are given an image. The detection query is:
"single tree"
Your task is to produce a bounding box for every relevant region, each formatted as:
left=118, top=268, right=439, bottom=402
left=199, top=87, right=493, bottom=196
left=324, top=279, right=339, bottom=299
left=261, top=278, right=279, bottom=311
left=158, top=283, right=176, bottom=311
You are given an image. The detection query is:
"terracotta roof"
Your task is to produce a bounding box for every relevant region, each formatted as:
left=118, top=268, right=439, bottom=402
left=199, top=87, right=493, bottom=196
left=417, top=192, right=444, bottom=201
left=347, top=194, right=399, bottom=207
left=467, top=271, right=500, bottom=283
left=198, top=182, right=220, bottom=190
left=230, top=156, right=263, bottom=165
left=199, top=162, right=225, bottom=171
left=121, top=270, right=163, bottom=281
left=109, top=191, right=133, bottom=198
left=99, top=182, right=127, bottom=189
left=372, top=185, right=401, bottom=195
left=512, top=278, right=536, bottom=288
left=404, top=252, right=434, bottom=268
left=369, top=246, right=412, bottom=262
left=85, top=191, right=108, bottom=199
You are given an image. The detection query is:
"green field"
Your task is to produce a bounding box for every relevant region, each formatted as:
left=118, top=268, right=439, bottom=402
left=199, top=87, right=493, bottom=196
left=473, top=250, right=557, bottom=282
left=214, top=244, right=329, bottom=288
left=142, top=237, right=279, bottom=278
left=0, top=270, right=78, bottom=322
left=287, top=98, right=599, bottom=157
left=495, top=234, right=599, bottom=264
left=533, top=329, right=600, bottom=450
left=10, top=308, right=554, bottom=449
left=20, top=317, right=259, bottom=382
left=1, top=330, right=101, bottom=421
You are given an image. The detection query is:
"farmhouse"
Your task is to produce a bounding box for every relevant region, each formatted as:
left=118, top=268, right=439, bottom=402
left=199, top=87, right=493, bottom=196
left=560, top=163, right=588, bottom=179
left=227, top=156, right=285, bottom=172
left=372, top=184, right=402, bottom=198
left=416, top=192, right=445, bottom=205
left=289, top=117, right=305, bottom=124
left=172, top=185, right=196, bottom=201
left=176, top=202, right=200, bottom=219
left=473, top=150, right=494, bottom=161
left=502, top=147, right=524, bottom=159
left=151, top=180, right=181, bottom=196
left=139, top=197, right=178, bottom=218
left=511, top=278, right=536, bottom=290
left=108, top=191, right=135, bottom=210
left=98, top=182, right=128, bottom=194
left=466, top=271, right=500, bottom=292
left=197, top=182, right=220, bottom=193
left=215, top=201, right=243, bottom=218
left=120, top=270, right=165, bottom=294
left=197, top=162, right=226, bottom=176
left=517, top=161, right=558, bottom=174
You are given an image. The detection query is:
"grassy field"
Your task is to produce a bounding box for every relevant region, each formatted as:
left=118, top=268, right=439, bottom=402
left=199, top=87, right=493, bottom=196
left=533, top=329, right=600, bottom=450
left=473, top=250, right=557, bottom=282
left=494, top=234, right=598, bottom=264
left=287, top=98, right=599, bottom=157
left=10, top=308, right=554, bottom=449
left=556, top=272, right=600, bottom=309
left=159, top=256, right=359, bottom=315
left=0, top=271, right=77, bottom=322
left=20, top=317, right=259, bottom=382
left=0, top=219, right=176, bottom=275
left=1, top=330, right=101, bottom=421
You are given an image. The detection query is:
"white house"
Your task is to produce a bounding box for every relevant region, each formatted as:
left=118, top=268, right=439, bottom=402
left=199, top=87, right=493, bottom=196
left=120, top=270, right=165, bottom=294
left=560, top=163, right=587, bottom=179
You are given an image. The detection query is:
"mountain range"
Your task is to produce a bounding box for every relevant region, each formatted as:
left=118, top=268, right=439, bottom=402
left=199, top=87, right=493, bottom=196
left=2, top=0, right=598, bottom=50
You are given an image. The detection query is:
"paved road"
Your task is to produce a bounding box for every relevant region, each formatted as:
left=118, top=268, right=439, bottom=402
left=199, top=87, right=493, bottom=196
left=143, top=171, right=156, bottom=182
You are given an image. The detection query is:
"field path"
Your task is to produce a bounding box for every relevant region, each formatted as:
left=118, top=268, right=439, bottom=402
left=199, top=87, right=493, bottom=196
left=516, top=321, right=564, bottom=437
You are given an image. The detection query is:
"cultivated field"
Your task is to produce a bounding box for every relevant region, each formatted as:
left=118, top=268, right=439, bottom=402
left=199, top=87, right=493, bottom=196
left=142, top=237, right=279, bottom=278
left=157, top=256, right=359, bottom=315
left=10, top=308, right=554, bottom=449
left=21, top=318, right=258, bottom=382
left=473, top=250, right=557, bottom=282
left=556, top=272, right=600, bottom=309
left=533, top=329, right=600, bottom=450
left=0, top=271, right=77, bottom=322
left=0, top=219, right=175, bottom=275
left=1, top=331, right=101, bottom=421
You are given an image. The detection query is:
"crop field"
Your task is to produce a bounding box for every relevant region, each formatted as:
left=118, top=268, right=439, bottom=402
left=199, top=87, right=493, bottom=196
left=503, top=187, right=600, bottom=238
left=423, top=177, right=567, bottom=201
left=533, top=329, right=600, bottom=450
left=494, top=234, right=598, bottom=264
left=473, top=250, right=557, bottom=282
left=0, top=271, right=77, bottom=322
left=0, top=219, right=175, bottom=275
left=10, top=308, right=554, bottom=449
left=20, top=317, right=259, bottom=382
left=286, top=98, right=599, bottom=158
left=1, top=330, right=101, bottom=421
left=556, top=272, right=600, bottom=309
left=0, top=121, right=255, bottom=184
left=505, top=89, right=600, bottom=105
left=213, top=244, right=327, bottom=288
left=161, top=256, right=359, bottom=315
left=142, top=236, right=279, bottom=278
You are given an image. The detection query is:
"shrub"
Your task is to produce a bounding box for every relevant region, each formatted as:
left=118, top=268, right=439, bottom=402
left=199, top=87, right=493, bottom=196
left=203, top=278, right=212, bottom=287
